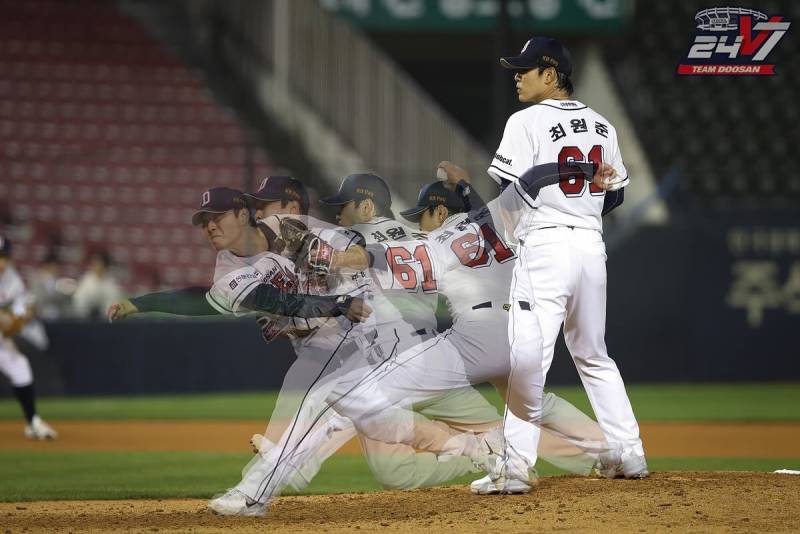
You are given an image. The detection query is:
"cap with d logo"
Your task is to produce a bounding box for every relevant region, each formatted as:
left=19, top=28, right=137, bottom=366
left=500, top=36, right=572, bottom=75
left=191, top=187, right=247, bottom=225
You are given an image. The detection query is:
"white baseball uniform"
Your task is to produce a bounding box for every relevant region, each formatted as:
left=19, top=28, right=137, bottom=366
left=488, top=98, right=644, bottom=458
left=205, top=249, right=300, bottom=316
left=349, top=206, right=612, bottom=463
left=0, top=265, right=34, bottom=388
left=233, top=216, right=493, bottom=503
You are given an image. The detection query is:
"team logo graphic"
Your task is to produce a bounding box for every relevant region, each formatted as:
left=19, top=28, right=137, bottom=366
left=677, top=7, right=790, bottom=75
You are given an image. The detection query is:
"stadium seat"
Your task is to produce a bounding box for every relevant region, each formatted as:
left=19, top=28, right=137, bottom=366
left=0, top=0, right=272, bottom=290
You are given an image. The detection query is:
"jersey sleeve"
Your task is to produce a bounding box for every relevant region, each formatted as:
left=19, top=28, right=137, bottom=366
left=206, top=260, right=282, bottom=316
left=487, top=112, right=535, bottom=184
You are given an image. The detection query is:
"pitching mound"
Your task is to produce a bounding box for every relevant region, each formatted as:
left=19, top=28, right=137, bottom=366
left=3, top=471, right=799, bottom=533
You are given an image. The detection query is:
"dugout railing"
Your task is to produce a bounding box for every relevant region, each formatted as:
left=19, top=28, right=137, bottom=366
left=170, top=0, right=492, bottom=204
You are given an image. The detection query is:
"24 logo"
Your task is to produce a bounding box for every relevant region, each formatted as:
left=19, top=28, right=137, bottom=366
left=678, top=7, right=790, bottom=75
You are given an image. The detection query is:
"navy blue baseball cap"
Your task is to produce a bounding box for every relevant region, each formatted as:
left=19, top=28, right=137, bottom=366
left=400, top=181, right=467, bottom=223
left=320, top=173, right=391, bottom=211
left=191, top=187, right=247, bottom=225
left=0, top=235, right=11, bottom=257
left=245, top=176, right=310, bottom=214
left=500, top=37, right=572, bottom=76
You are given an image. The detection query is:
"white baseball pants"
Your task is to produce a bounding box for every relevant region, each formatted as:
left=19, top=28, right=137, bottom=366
left=507, top=227, right=644, bottom=457
left=0, top=337, right=33, bottom=387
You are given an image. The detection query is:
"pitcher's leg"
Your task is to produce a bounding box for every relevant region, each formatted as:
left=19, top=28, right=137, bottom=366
left=416, top=386, right=500, bottom=434
left=537, top=392, right=609, bottom=474
left=263, top=353, right=336, bottom=443
left=563, top=251, right=645, bottom=463
left=330, top=344, right=485, bottom=460
left=505, top=246, right=561, bottom=426
left=361, top=435, right=476, bottom=490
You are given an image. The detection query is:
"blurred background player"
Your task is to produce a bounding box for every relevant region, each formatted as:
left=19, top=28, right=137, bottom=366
left=0, top=236, right=58, bottom=440
left=72, top=250, right=123, bottom=320
left=28, top=251, right=70, bottom=320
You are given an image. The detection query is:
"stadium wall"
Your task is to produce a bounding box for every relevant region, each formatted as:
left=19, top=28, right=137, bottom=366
left=2, top=213, right=798, bottom=397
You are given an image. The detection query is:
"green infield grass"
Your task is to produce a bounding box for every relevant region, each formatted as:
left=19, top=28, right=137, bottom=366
left=1, top=451, right=797, bottom=502
left=1, top=383, right=798, bottom=502
left=1, top=383, right=798, bottom=421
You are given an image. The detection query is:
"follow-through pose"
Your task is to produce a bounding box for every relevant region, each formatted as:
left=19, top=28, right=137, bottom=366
left=218, top=174, right=509, bottom=515
left=213, top=176, right=498, bottom=515
left=219, top=167, right=626, bottom=514
left=111, top=182, right=501, bottom=516
left=112, top=162, right=625, bottom=516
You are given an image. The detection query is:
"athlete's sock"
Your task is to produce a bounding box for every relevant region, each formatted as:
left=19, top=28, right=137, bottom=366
left=12, top=384, right=37, bottom=423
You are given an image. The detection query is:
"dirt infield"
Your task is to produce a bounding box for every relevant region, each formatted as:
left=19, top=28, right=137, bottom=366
left=2, top=420, right=800, bottom=457
left=3, top=421, right=799, bottom=532
left=2, top=472, right=799, bottom=533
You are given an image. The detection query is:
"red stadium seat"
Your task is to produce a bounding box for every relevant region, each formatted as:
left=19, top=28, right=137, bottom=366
left=0, top=0, right=273, bottom=290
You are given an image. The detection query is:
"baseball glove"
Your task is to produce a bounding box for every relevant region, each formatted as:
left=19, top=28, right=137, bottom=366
left=295, top=234, right=335, bottom=275
left=278, top=217, right=310, bottom=259
left=0, top=310, right=27, bottom=338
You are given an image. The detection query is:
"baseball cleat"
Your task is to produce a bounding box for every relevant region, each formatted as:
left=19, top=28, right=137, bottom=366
left=593, top=449, right=622, bottom=479
left=621, top=453, right=649, bottom=479
left=471, top=474, right=501, bottom=494
left=594, top=450, right=649, bottom=479
left=470, top=474, right=534, bottom=495
left=208, top=489, right=266, bottom=517
left=471, top=440, right=537, bottom=494
left=24, top=416, right=58, bottom=440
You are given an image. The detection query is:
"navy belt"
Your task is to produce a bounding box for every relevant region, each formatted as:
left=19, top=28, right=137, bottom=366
left=471, top=302, right=511, bottom=311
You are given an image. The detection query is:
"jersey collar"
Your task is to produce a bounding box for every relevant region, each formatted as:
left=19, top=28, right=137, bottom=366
left=537, top=98, right=586, bottom=110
